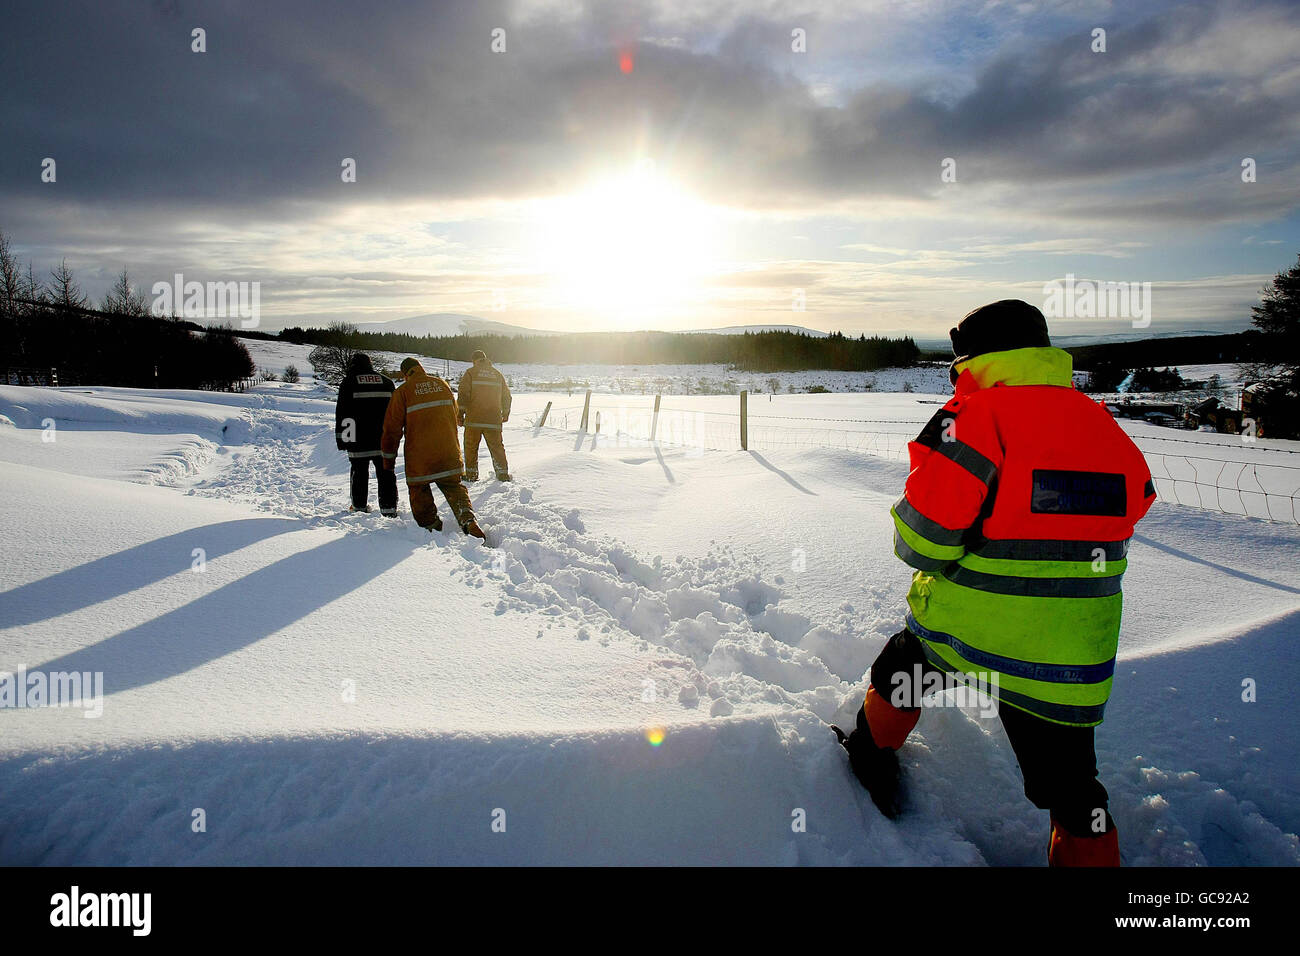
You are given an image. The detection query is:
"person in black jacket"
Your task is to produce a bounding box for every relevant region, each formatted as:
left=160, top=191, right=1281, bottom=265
left=335, top=352, right=398, bottom=515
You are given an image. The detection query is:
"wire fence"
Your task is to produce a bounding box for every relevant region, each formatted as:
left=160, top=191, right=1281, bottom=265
left=1141, top=451, right=1300, bottom=524
left=526, top=394, right=1300, bottom=525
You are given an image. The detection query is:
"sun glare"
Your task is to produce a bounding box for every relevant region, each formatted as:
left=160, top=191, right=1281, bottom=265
left=537, top=164, right=723, bottom=325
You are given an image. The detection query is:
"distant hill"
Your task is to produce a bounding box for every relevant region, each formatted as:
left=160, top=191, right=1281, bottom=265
left=357, top=315, right=832, bottom=339
left=355, top=313, right=555, bottom=338
left=1065, top=331, right=1266, bottom=370
left=914, top=328, right=1225, bottom=352
left=688, top=324, right=829, bottom=337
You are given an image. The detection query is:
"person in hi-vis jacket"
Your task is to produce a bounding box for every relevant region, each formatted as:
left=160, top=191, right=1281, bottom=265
left=457, top=349, right=512, bottom=481
left=835, top=299, right=1156, bottom=867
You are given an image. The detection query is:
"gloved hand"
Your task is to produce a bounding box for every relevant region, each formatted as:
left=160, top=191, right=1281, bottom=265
left=501, top=414, right=508, bottom=423
left=458, top=412, right=466, bottom=426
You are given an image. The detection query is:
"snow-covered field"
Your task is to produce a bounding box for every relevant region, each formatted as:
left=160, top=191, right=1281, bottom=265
left=1, top=379, right=1298, bottom=865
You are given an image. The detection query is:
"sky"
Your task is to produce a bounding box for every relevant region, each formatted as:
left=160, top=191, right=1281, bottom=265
left=2, top=0, right=1298, bottom=340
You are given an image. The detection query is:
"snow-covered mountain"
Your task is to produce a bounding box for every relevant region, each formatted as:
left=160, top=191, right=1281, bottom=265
left=354, top=315, right=833, bottom=339
left=354, top=313, right=553, bottom=338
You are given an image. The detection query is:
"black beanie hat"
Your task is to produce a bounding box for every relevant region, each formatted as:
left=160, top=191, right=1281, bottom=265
left=949, top=299, right=1051, bottom=382
left=347, top=352, right=374, bottom=375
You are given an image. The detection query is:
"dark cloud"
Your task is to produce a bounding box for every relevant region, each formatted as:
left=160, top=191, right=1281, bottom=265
left=1, top=0, right=1296, bottom=215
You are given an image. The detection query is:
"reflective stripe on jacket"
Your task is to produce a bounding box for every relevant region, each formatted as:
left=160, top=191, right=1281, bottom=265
left=892, top=347, right=1156, bottom=727
left=335, top=371, right=395, bottom=454
left=381, top=369, right=464, bottom=484
left=457, top=364, right=512, bottom=429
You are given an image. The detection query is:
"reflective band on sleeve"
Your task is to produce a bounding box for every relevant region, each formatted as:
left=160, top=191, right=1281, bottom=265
left=907, top=613, right=1116, bottom=685
left=347, top=450, right=382, bottom=458
left=892, top=496, right=966, bottom=547
left=931, top=439, right=998, bottom=487
left=969, top=538, right=1130, bottom=562
left=381, top=452, right=397, bottom=459
left=465, top=422, right=502, bottom=430
left=945, top=566, right=1123, bottom=598
left=894, top=530, right=952, bottom=571
left=352, top=391, right=392, bottom=399
left=406, top=467, right=466, bottom=483
left=407, top=400, right=452, bottom=412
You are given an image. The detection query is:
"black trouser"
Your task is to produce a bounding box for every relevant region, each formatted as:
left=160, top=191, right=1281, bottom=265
left=871, top=628, right=1111, bottom=837
left=350, top=455, right=397, bottom=511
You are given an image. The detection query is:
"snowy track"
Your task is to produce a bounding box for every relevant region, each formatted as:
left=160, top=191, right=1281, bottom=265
left=1, top=383, right=1298, bottom=865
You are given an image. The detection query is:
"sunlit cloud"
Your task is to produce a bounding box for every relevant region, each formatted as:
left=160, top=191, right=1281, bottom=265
left=1, top=0, right=1296, bottom=338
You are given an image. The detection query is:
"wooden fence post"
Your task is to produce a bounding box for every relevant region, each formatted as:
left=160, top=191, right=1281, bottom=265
left=595, top=411, right=601, bottom=435
left=580, top=389, right=592, bottom=431
left=740, top=390, right=748, bottom=450
left=650, top=394, right=661, bottom=441
left=537, top=400, right=552, bottom=428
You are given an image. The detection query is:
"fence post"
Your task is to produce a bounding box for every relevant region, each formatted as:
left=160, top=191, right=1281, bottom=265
left=595, top=411, right=601, bottom=435
left=740, top=390, right=748, bottom=450
left=580, top=389, right=592, bottom=431
left=538, top=400, right=552, bottom=428
left=650, top=394, right=660, bottom=441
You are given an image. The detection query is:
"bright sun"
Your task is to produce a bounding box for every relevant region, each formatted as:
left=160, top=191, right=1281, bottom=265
left=537, top=164, right=724, bottom=324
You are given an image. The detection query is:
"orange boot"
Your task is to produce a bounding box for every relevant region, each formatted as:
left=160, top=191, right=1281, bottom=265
left=863, top=685, right=920, bottom=750
left=1048, top=816, right=1120, bottom=867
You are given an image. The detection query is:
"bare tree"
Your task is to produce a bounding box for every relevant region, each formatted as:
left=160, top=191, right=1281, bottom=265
left=22, top=262, right=46, bottom=315
left=0, top=230, right=22, bottom=317
left=307, top=321, right=365, bottom=386
left=48, top=258, right=89, bottom=310
left=101, top=267, right=149, bottom=317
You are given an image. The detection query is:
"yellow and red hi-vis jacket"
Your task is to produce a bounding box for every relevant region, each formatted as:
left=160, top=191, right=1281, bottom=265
left=891, top=346, right=1156, bottom=726
left=381, top=367, right=464, bottom=485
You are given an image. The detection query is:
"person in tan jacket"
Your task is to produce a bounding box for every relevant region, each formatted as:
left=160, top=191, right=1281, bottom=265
left=458, top=349, right=512, bottom=481
left=381, top=358, right=485, bottom=539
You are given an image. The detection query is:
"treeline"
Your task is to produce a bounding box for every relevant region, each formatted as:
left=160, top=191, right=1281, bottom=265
left=1069, top=331, right=1274, bottom=394
left=0, top=229, right=254, bottom=390
left=1064, top=331, right=1268, bottom=370
left=1085, top=365, right=1188, bottom=393
left=279, top=326, right=920, bottom=372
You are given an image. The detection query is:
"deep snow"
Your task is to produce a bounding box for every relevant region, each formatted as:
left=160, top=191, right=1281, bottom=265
left=1, top=379, right=1298, bottom=865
